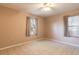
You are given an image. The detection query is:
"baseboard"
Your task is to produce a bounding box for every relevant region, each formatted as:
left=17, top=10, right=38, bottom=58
left=0, top=41, right=32, bottom=51
left=54, top=40, right=79, bottom=48
left=0, top=38, right=43, bottom=51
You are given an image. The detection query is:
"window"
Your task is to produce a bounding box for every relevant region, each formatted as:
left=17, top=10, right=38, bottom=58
left=64, top=16, right=79, bottom=37
left=26, top=17, right=38, bottom=36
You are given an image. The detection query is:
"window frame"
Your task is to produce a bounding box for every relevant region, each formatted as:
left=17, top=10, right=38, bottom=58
left=64, top=15, right=79, bottom=37
left=26, top=16, right=38, bottom=36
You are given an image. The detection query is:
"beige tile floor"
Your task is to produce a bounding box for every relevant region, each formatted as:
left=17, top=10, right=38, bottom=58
left=0, top=40, right=79, bottom=55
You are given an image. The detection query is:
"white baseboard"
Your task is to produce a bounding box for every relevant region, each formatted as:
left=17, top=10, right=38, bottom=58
left=54, top=40, right=79, bottom=48
left=0, top=41, right=31, bottom=51
left=0, top=38, right=43, bottom=51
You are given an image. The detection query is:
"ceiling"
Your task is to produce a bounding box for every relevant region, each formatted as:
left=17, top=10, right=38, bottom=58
left=0, top=3, right=79, bottom=17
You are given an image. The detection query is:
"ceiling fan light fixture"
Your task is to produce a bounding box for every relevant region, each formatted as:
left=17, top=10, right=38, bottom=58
left=43, top=3, right=54, bottom=7
left=42, top=7, right=51, bottom=11
left=41, top=3, right=54, bottom=11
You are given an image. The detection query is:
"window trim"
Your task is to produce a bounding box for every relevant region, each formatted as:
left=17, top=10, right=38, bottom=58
left=26, top=16, right=38, bottom=36
left=64, top=15, right=79, bottom=38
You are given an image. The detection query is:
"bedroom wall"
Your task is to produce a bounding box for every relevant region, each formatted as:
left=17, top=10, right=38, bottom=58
left=45, top=8, right=79, bottom=45
left=0, top=5, right=45, bottom=48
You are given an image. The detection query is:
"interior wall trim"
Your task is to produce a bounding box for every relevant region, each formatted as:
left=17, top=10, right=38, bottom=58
left=0, top=38, right=42, bottom=51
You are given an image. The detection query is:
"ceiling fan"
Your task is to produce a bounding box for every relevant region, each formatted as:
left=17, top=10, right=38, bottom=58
left=39, top=3, right=54, bottom=11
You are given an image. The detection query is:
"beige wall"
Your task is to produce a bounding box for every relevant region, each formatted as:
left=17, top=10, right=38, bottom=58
left=0, top=6, right=45, bottom=48
left=45, top=8, right=79, bottom=45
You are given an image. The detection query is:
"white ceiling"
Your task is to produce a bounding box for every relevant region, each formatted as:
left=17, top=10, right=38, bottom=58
left=0, top=3, right=79, bottom=17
